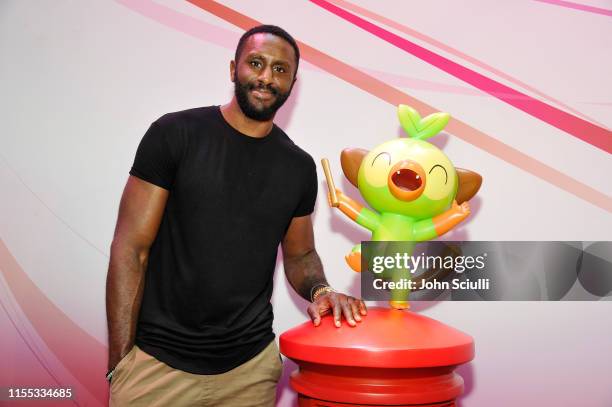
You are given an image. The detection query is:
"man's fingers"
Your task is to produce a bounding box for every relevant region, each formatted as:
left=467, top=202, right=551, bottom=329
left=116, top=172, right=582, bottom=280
left=307, top=304, right=321, bottom=327
left=348, top=298, right=362, bottom=322
left=358, top=299, right=368, bottom=315
left=308, top=294, right=366, bottom=328
left=332, top=300, right=342, bottom=328
left=342, top=301, right=357, bottom=327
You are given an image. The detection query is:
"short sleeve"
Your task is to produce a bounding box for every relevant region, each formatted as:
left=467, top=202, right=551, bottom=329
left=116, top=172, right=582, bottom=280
left=129, top=120, right=177, bottom=190
left=293, top=158, right=318, bottom=217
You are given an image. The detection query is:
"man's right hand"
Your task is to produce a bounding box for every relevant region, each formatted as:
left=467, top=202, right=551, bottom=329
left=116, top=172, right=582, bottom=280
left=307, top=290, right=367, bottom=328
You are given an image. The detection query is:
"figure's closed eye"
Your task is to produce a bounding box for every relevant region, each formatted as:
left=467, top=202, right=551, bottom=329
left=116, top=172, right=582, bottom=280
left=429, top=164, right=448, bottom=184
left=372, top=152, right=391, bottom=167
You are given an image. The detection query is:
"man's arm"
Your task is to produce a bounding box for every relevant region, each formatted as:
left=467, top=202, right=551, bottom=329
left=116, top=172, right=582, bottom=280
left=281, top=215, right=367, bottom=328
left=105, top=176, right=169, bottom=371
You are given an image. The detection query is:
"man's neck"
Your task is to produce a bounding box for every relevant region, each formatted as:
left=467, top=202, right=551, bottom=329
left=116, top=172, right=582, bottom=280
left=220, top=100, right=274, bottom=138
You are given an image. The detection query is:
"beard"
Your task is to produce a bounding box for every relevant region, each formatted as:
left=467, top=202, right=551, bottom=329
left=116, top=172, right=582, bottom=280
left=234, top=72, right=292, bottom=122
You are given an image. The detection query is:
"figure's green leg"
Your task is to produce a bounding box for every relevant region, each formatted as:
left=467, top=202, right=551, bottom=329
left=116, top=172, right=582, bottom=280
left=383, top=242, right=411, bottom=309
left=386, top=267, right=410, bottom=309
left=345, top=244, right=362, bottom=272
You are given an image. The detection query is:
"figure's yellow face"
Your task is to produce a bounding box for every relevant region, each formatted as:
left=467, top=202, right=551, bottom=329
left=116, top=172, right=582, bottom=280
left=358, top=138, right=457, bottom=219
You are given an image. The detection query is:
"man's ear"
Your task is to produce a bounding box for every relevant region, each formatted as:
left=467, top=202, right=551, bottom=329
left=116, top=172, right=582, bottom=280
left=455, top=168, right=482, bottom=204
left=288, top=75, right=298, bottom=93
left=230, top=60, right=236, bottom=82
left=341, top=148, right=368, bottom=188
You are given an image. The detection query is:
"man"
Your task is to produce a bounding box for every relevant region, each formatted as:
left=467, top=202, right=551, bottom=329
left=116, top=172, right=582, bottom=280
left=106, top=25, right=367, bottom=406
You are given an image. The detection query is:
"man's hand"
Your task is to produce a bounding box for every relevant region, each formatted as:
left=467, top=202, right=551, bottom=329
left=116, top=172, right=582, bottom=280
left=307, top=292, right=367, bottom=327
left=281, top=216, right=367, bottom=327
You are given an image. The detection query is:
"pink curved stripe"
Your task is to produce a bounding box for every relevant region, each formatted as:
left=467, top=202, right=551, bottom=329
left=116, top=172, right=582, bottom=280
left=364, top=68, right=484, bottom=96
left=0, top=301, right=76, bottom=405
left=365, top=68, right=578, bottom=101
left=115, top=0, right=239, bottom=49
left=0, top=239, right=108, bottom=406
left=115, top=0, right=487, bottom=98
left=113, top=0, right=570, bottom=102
left=534, top=0, right=612, bottom=17
left=114, top=0, right=612, bottom=211
left=182, top=0, right=611, bottom=213
left=326, top=0, right=608, bottom=128
left=312, top=0, right=612, bottom=154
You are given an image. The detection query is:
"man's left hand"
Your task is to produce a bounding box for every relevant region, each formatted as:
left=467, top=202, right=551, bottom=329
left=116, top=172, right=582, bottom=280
left=307, top=292, right=367, bottom=327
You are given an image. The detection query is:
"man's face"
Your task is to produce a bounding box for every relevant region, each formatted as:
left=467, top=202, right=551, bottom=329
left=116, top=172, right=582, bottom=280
left=232, top=33, right=297, bottom=121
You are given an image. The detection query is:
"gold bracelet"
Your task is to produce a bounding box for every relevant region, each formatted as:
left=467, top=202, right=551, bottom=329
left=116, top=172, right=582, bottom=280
left=311, top=285, right=335, bottom=302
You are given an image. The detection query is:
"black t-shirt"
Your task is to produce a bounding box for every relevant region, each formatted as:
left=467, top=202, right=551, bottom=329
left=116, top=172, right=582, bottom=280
left=129, top=106, right=317, bottom=374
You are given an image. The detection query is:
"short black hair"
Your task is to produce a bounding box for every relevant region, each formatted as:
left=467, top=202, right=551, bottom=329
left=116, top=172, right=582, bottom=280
left=234, top=25, right=300, bottom=76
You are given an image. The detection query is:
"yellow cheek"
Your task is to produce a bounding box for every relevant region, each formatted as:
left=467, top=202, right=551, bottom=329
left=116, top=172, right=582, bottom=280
left=362, top=141, right=409, bottom=188
left=363, top=158, right=389, bottom=188
left=424, top=174, right=454, bottom=200
left=415, top=150, right=455, bottom=201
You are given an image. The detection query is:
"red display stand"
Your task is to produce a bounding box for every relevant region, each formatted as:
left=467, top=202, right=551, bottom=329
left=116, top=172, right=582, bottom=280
left=280, top=307, right=474, bottom=407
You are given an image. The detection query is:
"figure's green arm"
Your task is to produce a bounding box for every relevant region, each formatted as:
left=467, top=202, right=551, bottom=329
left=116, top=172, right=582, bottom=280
left=413, top=200, right=470, bottom=241
left=332, top=189, right=381, bottom=232
left=412, top=218, right=438, bottom=241
left=356, top=207, right=380, bottom=231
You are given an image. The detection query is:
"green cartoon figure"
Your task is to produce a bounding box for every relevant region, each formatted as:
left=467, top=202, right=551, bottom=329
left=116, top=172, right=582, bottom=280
left=325, top=105, right=482, bottom=309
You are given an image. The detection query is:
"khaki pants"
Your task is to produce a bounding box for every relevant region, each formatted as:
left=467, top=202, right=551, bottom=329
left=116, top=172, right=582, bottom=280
left=109, top=341, right=283, bottom=407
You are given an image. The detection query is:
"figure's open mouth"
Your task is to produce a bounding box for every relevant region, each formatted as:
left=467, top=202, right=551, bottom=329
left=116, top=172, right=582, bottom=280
left=387, top=161, right=426, bottom=201
left=391, top=168, right=422, bottom=191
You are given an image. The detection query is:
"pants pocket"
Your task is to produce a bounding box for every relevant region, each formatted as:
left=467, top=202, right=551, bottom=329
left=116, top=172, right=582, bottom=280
left=271, top=341, right=283, bottom=381
left=110, top=346, right=137, bottom=390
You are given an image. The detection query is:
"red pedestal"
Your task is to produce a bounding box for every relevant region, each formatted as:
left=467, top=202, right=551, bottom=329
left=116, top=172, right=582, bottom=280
left=280, top=307, right=474, bottom=406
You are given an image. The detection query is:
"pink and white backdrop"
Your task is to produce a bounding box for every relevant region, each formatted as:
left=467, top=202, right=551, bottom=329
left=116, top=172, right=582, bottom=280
left=1, top=0, right=611, bottom=406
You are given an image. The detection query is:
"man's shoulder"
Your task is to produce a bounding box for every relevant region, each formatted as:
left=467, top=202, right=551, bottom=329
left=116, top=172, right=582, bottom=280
left=154, top=106, right=219, bottom=128
left=273, top=126, right=315, bottom=167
